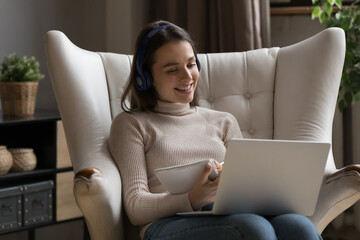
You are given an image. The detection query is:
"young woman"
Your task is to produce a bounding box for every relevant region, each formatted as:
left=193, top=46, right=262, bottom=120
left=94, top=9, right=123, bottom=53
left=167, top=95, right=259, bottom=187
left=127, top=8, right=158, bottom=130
left=109, top=20, right=322, bottom=240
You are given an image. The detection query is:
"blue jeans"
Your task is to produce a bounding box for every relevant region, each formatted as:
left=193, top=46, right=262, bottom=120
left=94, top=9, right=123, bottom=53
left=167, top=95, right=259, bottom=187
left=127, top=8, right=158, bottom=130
left=144, top=214, right=322, bottom=240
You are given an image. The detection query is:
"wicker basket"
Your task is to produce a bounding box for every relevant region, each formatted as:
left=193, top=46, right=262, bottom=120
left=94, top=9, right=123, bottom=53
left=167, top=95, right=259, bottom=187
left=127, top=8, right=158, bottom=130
left=0, top=82, right=38, bottom=116
left=0, top=145, right=13, bottom=175
left=9, top=148, right=37, bottom=172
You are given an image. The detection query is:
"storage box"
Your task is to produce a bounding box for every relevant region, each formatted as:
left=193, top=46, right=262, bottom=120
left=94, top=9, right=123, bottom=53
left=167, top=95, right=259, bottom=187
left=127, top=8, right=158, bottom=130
left=23, top=181, right=53, bottom=226
left=0, top=186, right=23, bottom=231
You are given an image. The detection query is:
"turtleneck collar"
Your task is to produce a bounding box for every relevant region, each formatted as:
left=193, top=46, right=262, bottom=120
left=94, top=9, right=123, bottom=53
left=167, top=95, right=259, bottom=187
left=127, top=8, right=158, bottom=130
left=155, top=100, right=196, bottom=116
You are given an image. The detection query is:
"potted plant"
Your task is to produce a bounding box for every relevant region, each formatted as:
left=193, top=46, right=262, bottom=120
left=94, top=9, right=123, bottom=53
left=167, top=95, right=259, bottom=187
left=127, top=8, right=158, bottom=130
left=0, top=53, right=44, bottom=116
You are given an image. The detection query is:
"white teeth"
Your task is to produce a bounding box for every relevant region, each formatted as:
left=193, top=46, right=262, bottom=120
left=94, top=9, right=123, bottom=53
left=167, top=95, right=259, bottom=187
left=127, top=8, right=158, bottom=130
left=178, top=85, right=191, bottom=91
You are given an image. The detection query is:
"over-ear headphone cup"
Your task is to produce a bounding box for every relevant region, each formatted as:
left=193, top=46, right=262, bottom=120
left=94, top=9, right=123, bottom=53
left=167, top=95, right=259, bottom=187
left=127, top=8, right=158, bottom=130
left=143, top=70, right=152, bottom=90
left=134, top=25, right=169, bottom=91
left=135, top=73, right=145, bottom=91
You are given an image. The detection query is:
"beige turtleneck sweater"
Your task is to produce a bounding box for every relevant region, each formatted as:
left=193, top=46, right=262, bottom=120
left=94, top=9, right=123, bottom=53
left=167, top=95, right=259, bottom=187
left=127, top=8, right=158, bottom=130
left=109, top=100, right=242, bottom=239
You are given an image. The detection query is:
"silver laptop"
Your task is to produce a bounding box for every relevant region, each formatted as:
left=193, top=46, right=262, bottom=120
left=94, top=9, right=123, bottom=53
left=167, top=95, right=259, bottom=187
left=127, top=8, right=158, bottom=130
left=179, top=138, right=330, bottom=216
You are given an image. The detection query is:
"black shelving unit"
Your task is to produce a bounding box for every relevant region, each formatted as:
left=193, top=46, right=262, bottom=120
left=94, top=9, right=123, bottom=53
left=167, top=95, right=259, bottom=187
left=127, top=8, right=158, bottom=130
left=0, top=110, right=87, bottom=239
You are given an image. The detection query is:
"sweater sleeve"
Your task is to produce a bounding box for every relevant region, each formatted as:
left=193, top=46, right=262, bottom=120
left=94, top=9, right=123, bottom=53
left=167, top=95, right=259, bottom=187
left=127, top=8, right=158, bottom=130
left=109, top=113, right=194, bottom=226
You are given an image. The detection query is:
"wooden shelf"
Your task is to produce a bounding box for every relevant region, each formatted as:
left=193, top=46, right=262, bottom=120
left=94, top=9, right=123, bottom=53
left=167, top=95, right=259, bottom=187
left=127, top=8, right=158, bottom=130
left=271, top=6, right=313, bottom=15
left=271, top=6, right=342, bottom=15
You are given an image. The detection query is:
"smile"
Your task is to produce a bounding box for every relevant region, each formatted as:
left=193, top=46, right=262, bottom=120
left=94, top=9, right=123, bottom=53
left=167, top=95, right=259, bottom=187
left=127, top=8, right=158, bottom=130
left=175, top=83, right=194, bottom=93
left=176, top=85, right=192, bottom=91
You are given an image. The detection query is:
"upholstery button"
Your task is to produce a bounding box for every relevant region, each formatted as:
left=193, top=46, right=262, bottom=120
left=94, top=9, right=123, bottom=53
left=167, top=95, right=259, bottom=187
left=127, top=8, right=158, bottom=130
left=248, top=128, right=256, bottom=135
left=208, top=96, right=215, bottom=103
left=245, top=92, right=252, bottom=99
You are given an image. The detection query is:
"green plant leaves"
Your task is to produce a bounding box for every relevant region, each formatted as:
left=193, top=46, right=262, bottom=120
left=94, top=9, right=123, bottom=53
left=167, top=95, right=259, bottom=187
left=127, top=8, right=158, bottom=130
left=354, top=92, right=360, bottom=102
left=324, top=2, right=333, bottom=16
left=335, top=0, right=342, bottom=8
left=0, top=53, right=44, bottom=82
left=312, top=6, right=322, bottom=19
left=344, top=90, right=353, bottom=107
left=320, top=11, right=327, bottom=23
left=339, top=99, right=345, bottom=112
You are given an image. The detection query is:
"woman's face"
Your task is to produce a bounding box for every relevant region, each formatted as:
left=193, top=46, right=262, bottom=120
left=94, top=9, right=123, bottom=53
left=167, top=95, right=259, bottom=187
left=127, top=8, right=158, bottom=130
left=151, top=41, right=199, bottom=104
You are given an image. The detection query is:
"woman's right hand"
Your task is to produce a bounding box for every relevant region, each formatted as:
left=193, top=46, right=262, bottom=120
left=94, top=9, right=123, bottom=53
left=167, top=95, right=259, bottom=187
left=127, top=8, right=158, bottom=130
left=188, top=162, right=220, bottom=210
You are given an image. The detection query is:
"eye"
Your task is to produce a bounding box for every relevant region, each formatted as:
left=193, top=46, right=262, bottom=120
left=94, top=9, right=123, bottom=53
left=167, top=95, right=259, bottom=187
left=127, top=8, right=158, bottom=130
left=187, top=62, right=197, bottom=68
left=167, top=68, right=178, bottom=74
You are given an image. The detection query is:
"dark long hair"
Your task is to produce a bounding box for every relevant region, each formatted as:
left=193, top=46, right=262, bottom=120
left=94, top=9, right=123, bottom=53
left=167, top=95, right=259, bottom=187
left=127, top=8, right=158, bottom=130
left=121, top=20, right=200, bottom=112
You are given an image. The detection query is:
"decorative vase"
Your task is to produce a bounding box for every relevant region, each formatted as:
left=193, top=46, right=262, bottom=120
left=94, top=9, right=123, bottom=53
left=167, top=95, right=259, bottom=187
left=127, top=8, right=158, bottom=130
left=0, top=82, right=38, bottom=117
left=9, top=148, right=37, bottom=172
left=0, top=145, right=13, bottom=175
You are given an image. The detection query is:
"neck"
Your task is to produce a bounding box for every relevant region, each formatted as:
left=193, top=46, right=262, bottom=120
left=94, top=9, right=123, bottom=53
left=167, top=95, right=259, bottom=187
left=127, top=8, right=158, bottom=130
left=155, top=100, right=194, bottom=116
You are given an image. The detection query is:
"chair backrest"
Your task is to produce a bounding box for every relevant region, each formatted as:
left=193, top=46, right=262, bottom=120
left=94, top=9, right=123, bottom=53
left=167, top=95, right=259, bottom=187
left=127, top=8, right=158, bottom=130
left=99, top=48, right=279, bottom=140
left=100, top=28, right=345, bottom=158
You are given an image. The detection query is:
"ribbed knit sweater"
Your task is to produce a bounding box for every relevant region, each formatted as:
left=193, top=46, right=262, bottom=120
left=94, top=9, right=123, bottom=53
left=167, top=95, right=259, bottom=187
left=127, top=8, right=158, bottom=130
left=109, top=100, right=242, bottom=239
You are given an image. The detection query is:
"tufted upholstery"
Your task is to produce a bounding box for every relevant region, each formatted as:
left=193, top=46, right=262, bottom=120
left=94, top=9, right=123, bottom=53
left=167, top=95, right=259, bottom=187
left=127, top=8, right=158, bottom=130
left=100, top=48, right=279, bottom=140
left=46, top=28, right=360, bottom=240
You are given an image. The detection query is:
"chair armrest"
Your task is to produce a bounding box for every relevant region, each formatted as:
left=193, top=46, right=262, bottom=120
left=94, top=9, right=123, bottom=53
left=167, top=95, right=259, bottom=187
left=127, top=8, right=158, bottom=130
left=73, top=166, right=125, bottom=240
left=75, top=167, right=102, bottom=180
left=326, top=164, right=360, bottom=184
left=310, top=164, right=360, bottom=233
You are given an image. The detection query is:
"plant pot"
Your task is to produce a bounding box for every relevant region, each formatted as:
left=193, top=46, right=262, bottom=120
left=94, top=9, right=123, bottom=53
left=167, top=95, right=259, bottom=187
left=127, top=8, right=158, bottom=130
left=0, top=82, right=38, bottom=117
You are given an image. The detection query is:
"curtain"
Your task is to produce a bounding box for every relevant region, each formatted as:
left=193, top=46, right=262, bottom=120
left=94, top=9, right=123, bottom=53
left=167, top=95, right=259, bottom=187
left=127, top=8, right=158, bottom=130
left=149, top=0, right=270, bottom=53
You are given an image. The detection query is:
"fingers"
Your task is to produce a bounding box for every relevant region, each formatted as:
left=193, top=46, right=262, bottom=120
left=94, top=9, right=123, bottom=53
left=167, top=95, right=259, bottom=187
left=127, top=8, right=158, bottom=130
left=200, top=163, right=212, bottom=183
left=211, top=160, right=223, bottom=178
left=213, top=160, right=223, bottom=171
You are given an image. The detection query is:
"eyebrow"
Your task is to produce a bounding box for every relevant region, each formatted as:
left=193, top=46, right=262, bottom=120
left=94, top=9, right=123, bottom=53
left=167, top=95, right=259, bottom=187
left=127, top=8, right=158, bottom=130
left=162, top=56, right=195, bottom=68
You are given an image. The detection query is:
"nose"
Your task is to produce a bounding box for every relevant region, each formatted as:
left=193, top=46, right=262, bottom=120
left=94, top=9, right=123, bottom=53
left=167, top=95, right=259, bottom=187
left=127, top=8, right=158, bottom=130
left=180, top=67, right=192, bottom=81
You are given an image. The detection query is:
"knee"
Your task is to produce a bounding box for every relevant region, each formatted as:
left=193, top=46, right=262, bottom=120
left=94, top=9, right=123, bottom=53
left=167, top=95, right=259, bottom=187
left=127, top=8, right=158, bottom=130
left=226, top=214, right=277, bottom=240
left=270, top=214, right=321, bottom=240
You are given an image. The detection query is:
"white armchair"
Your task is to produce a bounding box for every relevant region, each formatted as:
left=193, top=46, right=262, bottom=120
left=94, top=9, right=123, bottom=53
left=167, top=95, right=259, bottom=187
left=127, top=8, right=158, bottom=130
left=45, top=27, right=360, bottom=240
